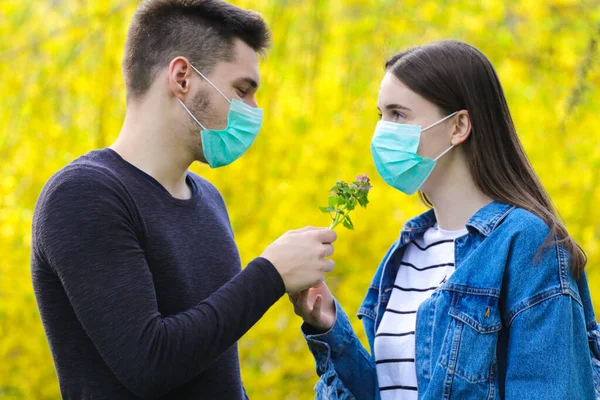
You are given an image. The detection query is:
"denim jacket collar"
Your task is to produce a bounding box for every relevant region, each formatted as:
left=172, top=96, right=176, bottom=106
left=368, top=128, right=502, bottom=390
left=402, top=200, right=515, bottom=237
left=370, top=201, right=517, bottom=323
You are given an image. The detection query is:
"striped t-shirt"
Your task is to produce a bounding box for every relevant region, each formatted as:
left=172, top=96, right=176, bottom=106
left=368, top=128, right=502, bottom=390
left=374, top=223, right=468, bottom=399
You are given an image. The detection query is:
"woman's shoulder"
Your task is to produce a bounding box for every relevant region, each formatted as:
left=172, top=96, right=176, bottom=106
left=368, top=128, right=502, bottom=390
left=500, top=206, right=551, bottom=239
left=494, top=207, right=576, bottom=322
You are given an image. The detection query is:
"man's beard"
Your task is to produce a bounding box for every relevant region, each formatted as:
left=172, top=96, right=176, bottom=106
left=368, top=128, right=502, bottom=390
left=187, top=89, right=211, bottom=163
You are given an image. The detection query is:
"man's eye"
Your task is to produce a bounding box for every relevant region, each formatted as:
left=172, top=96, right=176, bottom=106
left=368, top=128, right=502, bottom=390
left=236, top=88, right=248, bottom=97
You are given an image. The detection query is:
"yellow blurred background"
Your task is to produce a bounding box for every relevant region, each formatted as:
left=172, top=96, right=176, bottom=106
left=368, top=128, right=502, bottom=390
left=1, top=0, right=599, bottom=398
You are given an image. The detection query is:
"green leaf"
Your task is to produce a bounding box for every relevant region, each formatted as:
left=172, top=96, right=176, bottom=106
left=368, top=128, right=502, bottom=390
left=328, top=196, right=337, bottom=207
left=319, top=206, right=335, bottom=213
left=342, top=217, right=354, bottom=230
left=346, top=198, right=356, bottom=211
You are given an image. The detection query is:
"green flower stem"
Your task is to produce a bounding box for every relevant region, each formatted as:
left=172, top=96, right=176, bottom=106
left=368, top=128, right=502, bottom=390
left=329, top=209, right=345, bottom=229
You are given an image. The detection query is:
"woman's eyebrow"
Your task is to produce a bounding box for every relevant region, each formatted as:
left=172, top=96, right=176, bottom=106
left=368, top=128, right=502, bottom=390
left=385, top=104, right=412, bottom=112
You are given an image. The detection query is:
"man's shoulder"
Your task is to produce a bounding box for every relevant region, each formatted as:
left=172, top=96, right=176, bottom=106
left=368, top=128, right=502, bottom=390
left=36, top=150, right=129, bottom=215
left=32, top=151, right=135, bottom=258
left=46, top=152, right=119, bottom=191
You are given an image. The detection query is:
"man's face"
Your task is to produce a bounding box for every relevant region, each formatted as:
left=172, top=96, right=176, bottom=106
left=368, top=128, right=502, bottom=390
left=186, top=38, right=261, bottom=162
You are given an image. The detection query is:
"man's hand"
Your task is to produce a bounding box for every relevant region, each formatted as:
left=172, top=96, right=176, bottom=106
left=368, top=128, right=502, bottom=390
left=261, top=227, right=337, bottom=293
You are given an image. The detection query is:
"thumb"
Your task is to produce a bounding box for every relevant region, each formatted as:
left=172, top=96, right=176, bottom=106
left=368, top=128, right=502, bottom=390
left=312, top=294, right=323, bottom=317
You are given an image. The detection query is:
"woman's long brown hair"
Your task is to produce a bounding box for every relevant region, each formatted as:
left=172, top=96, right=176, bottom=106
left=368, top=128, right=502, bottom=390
left=386, top=40, right=586, bottom=276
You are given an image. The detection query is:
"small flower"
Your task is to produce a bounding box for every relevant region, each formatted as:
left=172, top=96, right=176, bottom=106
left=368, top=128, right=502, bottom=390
left=320, top=174, right=373, bottom=230
left=356, top=174, right=369, bottom=183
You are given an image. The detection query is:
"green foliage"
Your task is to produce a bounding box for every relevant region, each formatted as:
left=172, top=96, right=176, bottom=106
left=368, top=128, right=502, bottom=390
left=321, top=174, right=372, bottom=230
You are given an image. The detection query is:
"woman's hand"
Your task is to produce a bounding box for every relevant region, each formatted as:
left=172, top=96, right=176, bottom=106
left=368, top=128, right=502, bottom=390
left=289, top=282, right=336, bottom=333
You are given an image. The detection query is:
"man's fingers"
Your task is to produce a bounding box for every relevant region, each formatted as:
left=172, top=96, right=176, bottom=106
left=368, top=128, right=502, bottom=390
left=323, top=259, right=335, bottom=272
left=290, top=226, right=318, bottom=234
left=320, top=244, right=334, bottom=258
left=312, top=228, right=337, bottom=244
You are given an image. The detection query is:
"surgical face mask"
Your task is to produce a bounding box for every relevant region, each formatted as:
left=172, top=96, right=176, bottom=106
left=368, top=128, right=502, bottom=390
left=178, top=64, right=263, bottom=168
left=370, top=111, right=458, bottom=195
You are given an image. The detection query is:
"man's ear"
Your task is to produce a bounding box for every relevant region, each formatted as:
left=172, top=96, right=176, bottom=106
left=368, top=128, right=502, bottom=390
left=451, top=110, right=471, bottom=146
left=168, top=57, right=193, bottom=99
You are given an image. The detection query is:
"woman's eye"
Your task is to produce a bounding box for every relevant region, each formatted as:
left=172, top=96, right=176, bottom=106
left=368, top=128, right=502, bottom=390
left=377, top=111, right=383, bottom=119
left=391, top=111, right=405, bottom=121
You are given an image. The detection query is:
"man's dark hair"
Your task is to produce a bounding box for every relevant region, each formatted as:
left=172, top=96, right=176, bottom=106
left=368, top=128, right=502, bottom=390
left=123, top=0, right=271, bottom=101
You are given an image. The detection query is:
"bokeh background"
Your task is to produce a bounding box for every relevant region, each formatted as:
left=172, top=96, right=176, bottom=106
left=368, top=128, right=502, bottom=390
left=1, top=0, right=600, bottom=398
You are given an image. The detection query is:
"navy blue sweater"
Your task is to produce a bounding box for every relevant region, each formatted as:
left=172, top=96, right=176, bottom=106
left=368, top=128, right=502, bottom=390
left=31, top=149, right=285, bottom=399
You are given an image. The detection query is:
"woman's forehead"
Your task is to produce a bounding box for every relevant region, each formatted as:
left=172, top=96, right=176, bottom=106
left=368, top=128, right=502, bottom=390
left=378, top=73, right=428, bottom=110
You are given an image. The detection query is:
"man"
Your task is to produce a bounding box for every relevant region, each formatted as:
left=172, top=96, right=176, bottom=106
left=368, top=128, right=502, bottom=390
left=31, top=1, right=336, bottom=398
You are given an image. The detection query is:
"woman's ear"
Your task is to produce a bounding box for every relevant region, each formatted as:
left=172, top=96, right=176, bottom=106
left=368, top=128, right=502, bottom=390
left=451, top=110, right=472, bottom=146
left=168, top=57, right=193, bottom=99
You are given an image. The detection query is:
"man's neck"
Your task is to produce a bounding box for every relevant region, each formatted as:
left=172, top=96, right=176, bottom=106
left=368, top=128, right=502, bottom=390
left=111, top=103, right=194, bottom=200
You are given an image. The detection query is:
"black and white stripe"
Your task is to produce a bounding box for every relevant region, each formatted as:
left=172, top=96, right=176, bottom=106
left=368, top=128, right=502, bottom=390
left=374, top=224, right=467, bottom=399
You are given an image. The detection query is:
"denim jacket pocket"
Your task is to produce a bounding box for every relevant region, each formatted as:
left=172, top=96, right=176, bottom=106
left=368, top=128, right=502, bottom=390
left=588, top=324, right=600, bottom=398
left=439, top=292, right=501, bottom=384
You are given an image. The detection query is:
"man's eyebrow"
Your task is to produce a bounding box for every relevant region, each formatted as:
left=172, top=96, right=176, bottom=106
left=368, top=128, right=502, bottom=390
left=234, top=77, right=258, bottom=89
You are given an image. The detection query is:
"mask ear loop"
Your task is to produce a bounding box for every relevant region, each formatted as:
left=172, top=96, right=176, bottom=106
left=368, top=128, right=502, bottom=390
left=422, top=111, right=459, bottom=132
left=177, top=98, right=207, bottom=130
left=189, top=64, right=232, bottom=104
left=178, top=62, right=232, bottom=130
left=422, top=111, right=460, bottom=162
left=434, top=144, right=455, bottom=162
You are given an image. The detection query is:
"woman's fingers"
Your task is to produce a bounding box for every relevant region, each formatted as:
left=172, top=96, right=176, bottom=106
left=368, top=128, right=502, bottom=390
left=312, top=294, right=322, bottom=317
left=289, top=288, right=327, bottom=327
left=291, top=289, right=309, bottom=316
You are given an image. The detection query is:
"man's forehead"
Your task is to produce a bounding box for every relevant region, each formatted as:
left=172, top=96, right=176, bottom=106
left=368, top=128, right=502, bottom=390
left=231, top=39, right=260, bottom=81
left=212, top=47, right=260, bottom=86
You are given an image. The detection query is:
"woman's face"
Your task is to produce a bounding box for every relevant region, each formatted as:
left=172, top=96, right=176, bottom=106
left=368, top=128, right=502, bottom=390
left=377, top=71, right=466, bottom=195
left=377, top=72, right=454, bottom=161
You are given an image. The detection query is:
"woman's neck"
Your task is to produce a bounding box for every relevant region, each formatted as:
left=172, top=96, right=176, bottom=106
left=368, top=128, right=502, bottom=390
left=425, top=156, right=493, bottom=231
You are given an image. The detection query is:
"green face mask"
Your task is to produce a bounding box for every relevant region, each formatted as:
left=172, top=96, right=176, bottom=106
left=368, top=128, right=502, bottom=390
left=178, top=64, right=264, bottom=168
left=370, top=111, right=458, bottom=195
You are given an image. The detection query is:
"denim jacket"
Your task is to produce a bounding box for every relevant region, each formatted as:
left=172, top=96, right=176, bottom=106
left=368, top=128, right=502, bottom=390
left=304, top=201, right=600, bottom=399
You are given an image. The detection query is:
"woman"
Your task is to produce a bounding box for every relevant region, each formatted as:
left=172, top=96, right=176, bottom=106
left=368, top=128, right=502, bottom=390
left=290, top=40, right=600, bottom=399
